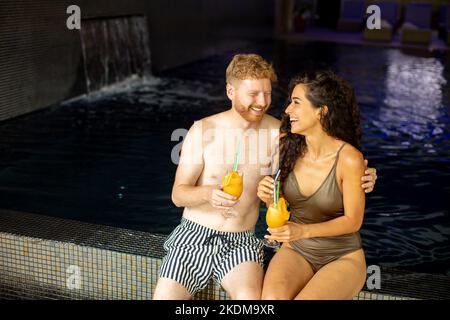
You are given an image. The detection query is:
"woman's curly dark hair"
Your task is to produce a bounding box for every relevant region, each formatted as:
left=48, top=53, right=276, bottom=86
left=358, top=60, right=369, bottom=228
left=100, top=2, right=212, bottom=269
left=279, top=70, right=362, bottom=184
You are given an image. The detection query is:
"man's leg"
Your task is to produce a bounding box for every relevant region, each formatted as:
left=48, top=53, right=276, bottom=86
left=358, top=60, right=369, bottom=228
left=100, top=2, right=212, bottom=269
left=218, top=232, right=266, bottom=300
left=153, top=277, right=192, bottom=300
left=220, top=261, right=264, bottom=300
left=154, top=220, right=213, bottom=300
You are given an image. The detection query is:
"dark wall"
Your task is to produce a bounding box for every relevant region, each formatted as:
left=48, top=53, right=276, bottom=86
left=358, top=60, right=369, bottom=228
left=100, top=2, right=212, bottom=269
left=0, top=0, right=274, bottom=122
left=316, top=0, right=341, bottom=28
left=0, top=1, right=83, bottom=122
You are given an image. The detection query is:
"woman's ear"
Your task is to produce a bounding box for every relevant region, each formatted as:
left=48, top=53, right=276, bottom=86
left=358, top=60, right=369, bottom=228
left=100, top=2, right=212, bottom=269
left=319, top=105, right=329, bottom=119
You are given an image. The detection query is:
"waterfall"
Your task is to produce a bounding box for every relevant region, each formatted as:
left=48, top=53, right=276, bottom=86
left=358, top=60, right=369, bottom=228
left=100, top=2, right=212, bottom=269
left=80, top=16, right=152, bottom=93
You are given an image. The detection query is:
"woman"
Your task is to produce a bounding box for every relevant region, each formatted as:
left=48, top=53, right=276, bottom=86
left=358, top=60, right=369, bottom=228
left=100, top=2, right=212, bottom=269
left=258, top=71, right=367, bottom=300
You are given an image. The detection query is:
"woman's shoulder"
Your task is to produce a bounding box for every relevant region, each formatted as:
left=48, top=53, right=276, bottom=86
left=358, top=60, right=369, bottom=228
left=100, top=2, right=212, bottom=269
left=338, top=143, right=365, bottom=171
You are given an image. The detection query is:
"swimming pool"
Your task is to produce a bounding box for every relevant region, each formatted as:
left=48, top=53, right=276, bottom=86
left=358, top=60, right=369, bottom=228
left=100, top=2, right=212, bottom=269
left=0, top=41, right=449, bottom=275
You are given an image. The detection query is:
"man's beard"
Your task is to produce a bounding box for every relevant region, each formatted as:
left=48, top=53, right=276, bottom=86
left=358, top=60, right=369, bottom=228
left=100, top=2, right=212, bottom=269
left=234, top=101, right=268, bottom=122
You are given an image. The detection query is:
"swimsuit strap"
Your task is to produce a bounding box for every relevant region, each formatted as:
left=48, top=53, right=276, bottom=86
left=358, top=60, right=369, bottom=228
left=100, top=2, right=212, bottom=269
left=332, top=142, right=347, bottom=168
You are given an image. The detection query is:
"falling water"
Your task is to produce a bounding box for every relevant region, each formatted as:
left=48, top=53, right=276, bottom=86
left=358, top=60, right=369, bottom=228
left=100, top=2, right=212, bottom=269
left=80, top=16, right=152, bottom=93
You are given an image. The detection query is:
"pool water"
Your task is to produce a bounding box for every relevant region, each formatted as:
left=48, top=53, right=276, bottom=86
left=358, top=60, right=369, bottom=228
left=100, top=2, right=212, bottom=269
left=0, top=41, right=449, bottom=275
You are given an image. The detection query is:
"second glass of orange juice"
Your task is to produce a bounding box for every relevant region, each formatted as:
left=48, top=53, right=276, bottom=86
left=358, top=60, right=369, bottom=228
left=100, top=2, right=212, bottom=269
left=221, top=170, right=243, bottom=218
left=222, top=171, right=243, bottom=198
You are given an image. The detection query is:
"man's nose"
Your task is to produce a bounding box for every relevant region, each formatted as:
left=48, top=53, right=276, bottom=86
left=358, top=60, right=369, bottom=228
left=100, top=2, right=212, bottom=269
left=256, top=93, right=268, bottom=106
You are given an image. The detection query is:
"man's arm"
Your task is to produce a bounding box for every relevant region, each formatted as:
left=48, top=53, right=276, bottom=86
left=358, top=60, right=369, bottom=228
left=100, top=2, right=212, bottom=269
left=171, top=166, right=214, bottom=208
left=362, top=159, right=377, bottom=193
left=171, top=121, right=237, bottom=209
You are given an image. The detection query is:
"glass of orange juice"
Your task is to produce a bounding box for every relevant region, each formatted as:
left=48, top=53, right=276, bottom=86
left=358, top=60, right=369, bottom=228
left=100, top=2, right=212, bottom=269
left=221, top=170, right=243, bottom=218
left=263, top=174, right=289, bottom=248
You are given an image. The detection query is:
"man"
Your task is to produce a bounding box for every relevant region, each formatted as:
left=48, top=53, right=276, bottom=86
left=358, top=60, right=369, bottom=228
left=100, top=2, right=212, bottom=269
left=153, top=54, right=377, bottom=300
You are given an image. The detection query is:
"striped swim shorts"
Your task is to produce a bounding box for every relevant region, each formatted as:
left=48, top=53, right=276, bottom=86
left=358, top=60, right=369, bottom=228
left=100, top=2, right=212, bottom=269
left=159, top=218, right=264, bottom=296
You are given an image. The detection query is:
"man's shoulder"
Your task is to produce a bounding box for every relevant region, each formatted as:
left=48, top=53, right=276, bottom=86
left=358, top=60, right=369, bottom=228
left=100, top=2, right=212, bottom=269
left=262, top=114, right=281, bottom=129
left=188, top=112, right=225, bottom=132
left=197, top=112, right=226, bottom=126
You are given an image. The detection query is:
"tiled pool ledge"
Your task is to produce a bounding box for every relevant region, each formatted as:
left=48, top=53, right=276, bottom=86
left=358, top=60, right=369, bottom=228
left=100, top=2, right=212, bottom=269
left=0, top=209, right=448, bottom=300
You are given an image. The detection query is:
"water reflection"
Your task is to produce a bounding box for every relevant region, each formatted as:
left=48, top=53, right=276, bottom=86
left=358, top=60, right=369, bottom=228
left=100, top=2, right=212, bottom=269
left=381, top=50, right=446, bottom=141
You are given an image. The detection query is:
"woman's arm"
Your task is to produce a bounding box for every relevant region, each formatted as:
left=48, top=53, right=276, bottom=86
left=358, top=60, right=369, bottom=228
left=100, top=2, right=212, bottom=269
left=266, top=146, right=366, bottom=242
left=302, top=147, right=366, bottom=238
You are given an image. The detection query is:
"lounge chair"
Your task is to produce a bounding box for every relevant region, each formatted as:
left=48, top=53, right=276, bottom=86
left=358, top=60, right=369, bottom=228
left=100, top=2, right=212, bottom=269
left=363, top=1, right=398, bottom=42
left=337, top=0, right=365, bottom=32
left=400, top=3, right=432, bottom=45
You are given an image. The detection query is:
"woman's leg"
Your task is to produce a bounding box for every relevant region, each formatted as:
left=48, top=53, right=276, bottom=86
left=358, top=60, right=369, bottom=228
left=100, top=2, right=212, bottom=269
left=295, top=249, right=367, bottom=300
left=261, top=243, right=314, bottom=300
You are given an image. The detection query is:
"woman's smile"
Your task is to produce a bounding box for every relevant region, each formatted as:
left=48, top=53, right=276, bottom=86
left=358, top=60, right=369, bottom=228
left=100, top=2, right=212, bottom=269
left=289, top=116, right=299, bottom=131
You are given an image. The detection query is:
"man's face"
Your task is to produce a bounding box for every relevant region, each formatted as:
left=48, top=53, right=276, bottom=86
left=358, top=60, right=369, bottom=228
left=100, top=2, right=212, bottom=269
left=227, top=78, right=272, bottom=122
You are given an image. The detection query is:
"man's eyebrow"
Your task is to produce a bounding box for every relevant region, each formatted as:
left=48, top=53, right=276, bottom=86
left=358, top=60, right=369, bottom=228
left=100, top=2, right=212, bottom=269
left=248, top=90, right=271, bottom=94
left=292, top=96, right=302, bottom=101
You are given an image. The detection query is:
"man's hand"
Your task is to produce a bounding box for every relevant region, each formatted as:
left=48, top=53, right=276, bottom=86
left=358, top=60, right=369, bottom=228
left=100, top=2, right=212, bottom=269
left=257, top=176, right=275, bottom=206
left=362, top=159, right=377, bottom=193
left=206, top=185, right=239, bottom=210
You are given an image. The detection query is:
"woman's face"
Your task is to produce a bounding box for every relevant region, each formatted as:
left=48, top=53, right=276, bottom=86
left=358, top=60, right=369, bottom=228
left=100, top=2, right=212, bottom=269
left=284, top=84, right=322, bottom=135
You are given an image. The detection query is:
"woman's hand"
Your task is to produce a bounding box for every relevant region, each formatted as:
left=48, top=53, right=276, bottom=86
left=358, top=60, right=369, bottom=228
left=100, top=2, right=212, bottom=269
left=265, top=221, right=306, bottom=242
left=257, top=176, right=275, bottom=206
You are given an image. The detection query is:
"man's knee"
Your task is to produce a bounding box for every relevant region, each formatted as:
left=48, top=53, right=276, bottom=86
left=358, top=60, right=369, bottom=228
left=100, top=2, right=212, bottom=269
left=220, top=260, right=264, bottom=299
left=231, top=287, right=261, bottom=300
left=153, top=277, right=192, bottom=300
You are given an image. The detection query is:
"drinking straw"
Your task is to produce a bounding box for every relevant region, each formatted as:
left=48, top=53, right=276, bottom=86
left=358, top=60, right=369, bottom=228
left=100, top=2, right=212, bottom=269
left=274, top=169, right=281, bottom=182
left=275, top=180, right=281, bottom=208
left=273, top=169, right=281, bottom=206
left=273, top=179, right=276, bottom=207
left=232, top=136, right=242, bottom=172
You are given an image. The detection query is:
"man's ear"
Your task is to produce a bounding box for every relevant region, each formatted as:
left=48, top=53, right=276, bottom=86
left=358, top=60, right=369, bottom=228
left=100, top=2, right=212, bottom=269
left=226, top=83, right=235, bottom=101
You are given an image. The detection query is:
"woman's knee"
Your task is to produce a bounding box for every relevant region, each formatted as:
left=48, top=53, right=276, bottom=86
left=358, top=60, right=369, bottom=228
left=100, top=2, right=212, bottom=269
left=261, top=286, right=292, bottom=300
left=261, top=292, right=291, bottom=300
